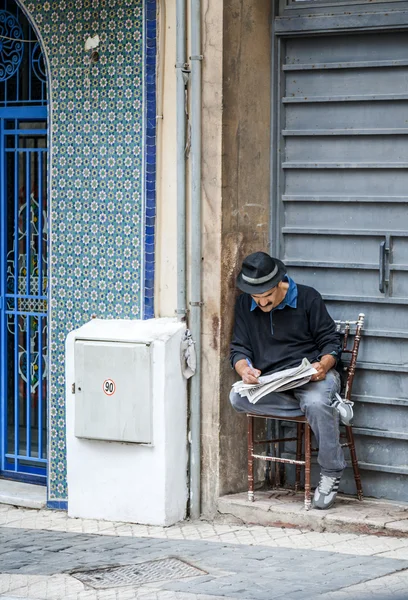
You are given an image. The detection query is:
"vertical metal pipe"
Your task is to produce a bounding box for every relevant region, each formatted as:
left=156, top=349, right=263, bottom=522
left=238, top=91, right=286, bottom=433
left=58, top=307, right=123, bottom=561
left=37, top=153, right=43, bottom=460
left=0, top=117, right=5, bottom=472
left=28, top=29, right=32, bottom=101
left=26, top=314, right=31, bottom=457
left=176, top=0, right=187, bottom=320
left=14, top=313, right=19, bottom=471
left=189, top=0, right=202, bottom=519
left=14, top=145, right=19, bottom=471
left=38, top=315, right=43, bottom=459
left=25, top=152, right=30, bottom=296
left=38, top=153, right=43, bottom=296
left=14, top=145, right=18, bottom=301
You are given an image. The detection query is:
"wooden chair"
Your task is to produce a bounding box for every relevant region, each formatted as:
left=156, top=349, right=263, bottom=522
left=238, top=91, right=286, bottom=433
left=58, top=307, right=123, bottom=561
left=247, top=313, right=365, bottom=510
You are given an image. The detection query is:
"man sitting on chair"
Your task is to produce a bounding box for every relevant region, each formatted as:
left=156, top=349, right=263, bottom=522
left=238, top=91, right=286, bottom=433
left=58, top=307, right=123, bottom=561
left=230, top=251, right=349, bottom=510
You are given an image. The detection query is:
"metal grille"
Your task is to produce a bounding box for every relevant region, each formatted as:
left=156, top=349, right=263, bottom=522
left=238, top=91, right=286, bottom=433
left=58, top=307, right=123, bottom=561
left=0, top=0, right=48, bottom=482
left=273, top=24, right=408, bottom=501
left=72, top=558, right=206, bottom=589
left=0, top=3, right=47, bottom=107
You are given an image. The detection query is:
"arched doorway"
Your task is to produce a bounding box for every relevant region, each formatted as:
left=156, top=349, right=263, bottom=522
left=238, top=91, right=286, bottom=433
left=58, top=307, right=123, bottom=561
left=0, top=1, right=48, bottom=483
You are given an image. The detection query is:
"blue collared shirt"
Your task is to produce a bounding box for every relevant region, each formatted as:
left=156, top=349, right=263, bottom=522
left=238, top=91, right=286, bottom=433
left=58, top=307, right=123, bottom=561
left=250, top=275, right=298, bottom=312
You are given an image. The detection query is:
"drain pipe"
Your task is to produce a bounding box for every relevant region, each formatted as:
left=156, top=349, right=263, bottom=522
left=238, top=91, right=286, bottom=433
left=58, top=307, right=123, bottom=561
left=176, top=0, right=187, bottom=321
left=189, top=0, right=202, bottom=519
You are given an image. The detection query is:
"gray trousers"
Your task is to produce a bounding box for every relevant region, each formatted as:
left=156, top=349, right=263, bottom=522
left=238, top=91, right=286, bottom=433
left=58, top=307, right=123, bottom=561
left=229, top=369, right=346, bottom=477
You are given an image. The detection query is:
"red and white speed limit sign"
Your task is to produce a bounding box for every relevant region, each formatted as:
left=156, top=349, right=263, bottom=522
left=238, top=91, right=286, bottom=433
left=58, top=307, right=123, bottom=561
left=103, top=379, right=116, bottom=396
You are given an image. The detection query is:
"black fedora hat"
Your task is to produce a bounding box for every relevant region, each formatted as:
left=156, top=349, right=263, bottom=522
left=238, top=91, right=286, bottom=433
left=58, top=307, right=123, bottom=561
left=236, top=252, right=287, bottom=294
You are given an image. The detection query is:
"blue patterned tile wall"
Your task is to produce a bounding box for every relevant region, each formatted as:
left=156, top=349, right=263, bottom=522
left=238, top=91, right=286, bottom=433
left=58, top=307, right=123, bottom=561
left=22, top=0, right=156, bottom=504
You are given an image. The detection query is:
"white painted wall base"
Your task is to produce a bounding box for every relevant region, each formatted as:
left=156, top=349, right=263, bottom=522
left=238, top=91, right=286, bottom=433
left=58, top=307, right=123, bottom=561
left=66, top=318, right=188, bottom=526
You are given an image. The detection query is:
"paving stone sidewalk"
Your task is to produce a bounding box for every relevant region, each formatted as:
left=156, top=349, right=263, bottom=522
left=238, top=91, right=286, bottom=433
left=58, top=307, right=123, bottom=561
left=1, top=505, right=408, bottom=600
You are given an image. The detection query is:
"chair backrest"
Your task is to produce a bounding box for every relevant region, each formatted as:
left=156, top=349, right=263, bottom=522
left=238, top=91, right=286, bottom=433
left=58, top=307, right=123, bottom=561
left=334, top=313, right=365, bottom=402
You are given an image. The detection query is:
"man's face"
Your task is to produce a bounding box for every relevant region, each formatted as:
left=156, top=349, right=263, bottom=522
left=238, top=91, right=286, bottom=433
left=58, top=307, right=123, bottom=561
left=251, top=281, right=287, bottom=313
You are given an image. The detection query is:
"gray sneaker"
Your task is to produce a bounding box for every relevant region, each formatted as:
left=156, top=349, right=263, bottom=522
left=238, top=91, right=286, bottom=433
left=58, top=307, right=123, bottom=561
left=313, top=474, right=341, bottom=510
left=332, top=393, right=354, bottom=426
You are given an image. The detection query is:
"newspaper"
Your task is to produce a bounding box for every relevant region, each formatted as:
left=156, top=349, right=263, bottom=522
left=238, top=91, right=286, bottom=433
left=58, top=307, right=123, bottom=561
left=232, top=357, right=317, bottom=404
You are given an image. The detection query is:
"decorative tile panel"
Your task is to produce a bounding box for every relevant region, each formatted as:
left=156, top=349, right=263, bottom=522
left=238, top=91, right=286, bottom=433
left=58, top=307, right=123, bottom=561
left=20, top=0, right=156, bottom=502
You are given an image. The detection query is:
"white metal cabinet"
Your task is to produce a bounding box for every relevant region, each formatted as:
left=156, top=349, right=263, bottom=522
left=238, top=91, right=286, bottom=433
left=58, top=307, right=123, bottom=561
left=74, top=340, right=152, bottom=444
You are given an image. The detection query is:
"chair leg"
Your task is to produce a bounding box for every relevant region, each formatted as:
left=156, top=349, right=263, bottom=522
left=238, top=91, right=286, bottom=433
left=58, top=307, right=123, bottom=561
left=345, top=425, right=363, bottom=501
left=275, top=438, right=281, bottom=489
left=304, top=423, right=312, bottom=510
left=247, top=415, right=255, bottom=502
left=295, top=423, right=303, bottom=492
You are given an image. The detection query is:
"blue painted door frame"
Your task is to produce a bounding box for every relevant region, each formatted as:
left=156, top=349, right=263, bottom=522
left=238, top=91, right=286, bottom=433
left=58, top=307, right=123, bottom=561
left=0, top=3, right=48, bottom=483
left=0, top=108, right=48, bottom=483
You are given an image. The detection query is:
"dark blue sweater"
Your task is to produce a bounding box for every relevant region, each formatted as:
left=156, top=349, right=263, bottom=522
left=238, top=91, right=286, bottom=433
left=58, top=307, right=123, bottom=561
left=230, top=284, right=341, bottom=375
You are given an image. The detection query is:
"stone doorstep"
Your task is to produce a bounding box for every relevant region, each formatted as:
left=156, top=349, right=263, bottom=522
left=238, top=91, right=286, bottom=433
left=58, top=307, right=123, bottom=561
left=217, top=490, right=408, bottom=537
left=0, top=479, right=47, bottom=510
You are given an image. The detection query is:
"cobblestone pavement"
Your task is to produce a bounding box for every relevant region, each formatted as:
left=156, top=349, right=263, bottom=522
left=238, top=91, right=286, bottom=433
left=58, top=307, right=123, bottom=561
left=1, top=505, right=408, bottom=600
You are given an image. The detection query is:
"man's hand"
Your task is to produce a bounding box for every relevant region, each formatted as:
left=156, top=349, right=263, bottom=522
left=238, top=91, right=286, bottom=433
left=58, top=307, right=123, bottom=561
left=310, top=354, right=336, bottom=382
left=235, top=359, right=261, bottom=384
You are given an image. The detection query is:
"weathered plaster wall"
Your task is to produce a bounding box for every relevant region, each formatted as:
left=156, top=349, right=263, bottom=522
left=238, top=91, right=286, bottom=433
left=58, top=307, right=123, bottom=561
left=152, top=0, right=225, bottom=515
left=200, top=0, right=273, bottom=516
left=155, top=0, right=178, bottom=317
left=22, top=0, right=155, bottom=505
left=218, top=0, right=272, bottom=499
left=200, top=0, right=224, bottom=515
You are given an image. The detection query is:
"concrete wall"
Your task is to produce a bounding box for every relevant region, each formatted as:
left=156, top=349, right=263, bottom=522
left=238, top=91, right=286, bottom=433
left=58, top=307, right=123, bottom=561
left=200, top=0, right=224, bottom=515
left=217, top=0, right=272, bottom=504
left=155, top=0, right=178, bottom=317
left=153, top=0, right=225, bottom=515
left=153, top=0, right=272, bottom=515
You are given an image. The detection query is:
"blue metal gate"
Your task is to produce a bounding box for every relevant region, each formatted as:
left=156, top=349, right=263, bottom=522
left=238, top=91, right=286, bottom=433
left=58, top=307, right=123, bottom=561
left=0, top=2, right=48, bottom=482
